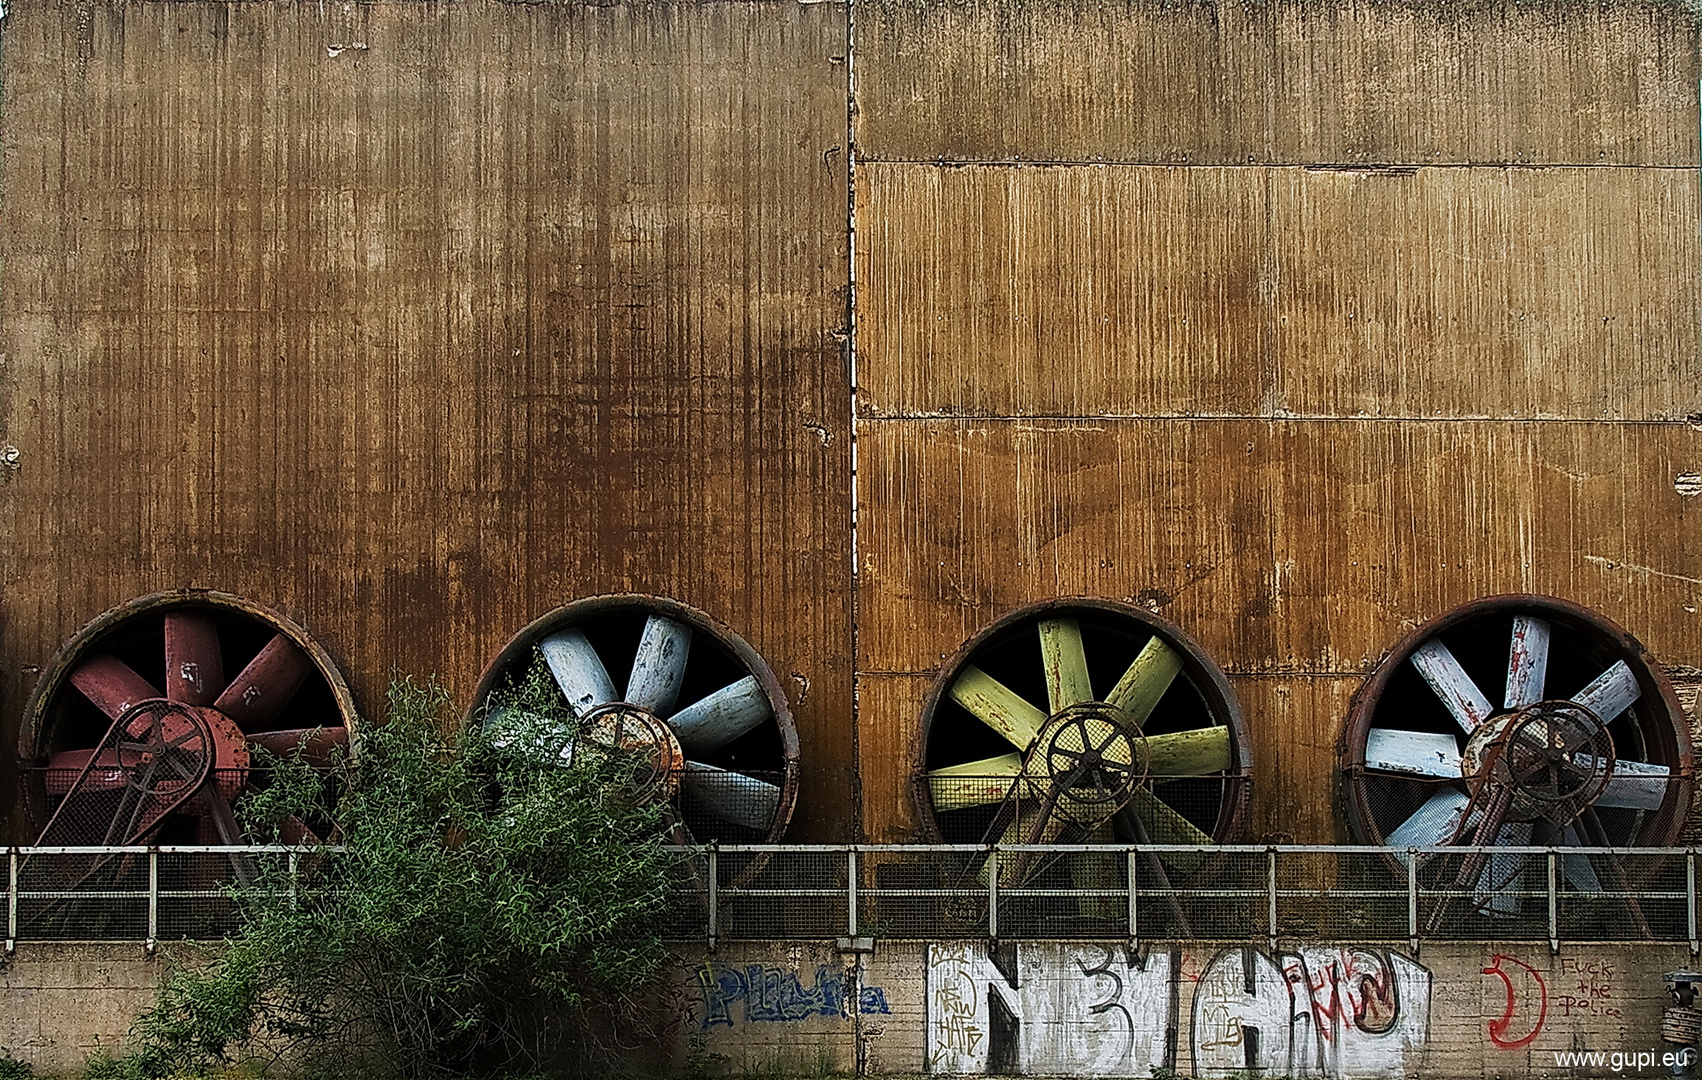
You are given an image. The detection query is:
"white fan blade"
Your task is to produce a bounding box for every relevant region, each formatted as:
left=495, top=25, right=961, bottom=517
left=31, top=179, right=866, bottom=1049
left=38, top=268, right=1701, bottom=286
left=682, top=761, right=780, bottom=832
left=540, top=629, right=618, bottom=716
left=1571, top=660, right=1640, bottom=723
left=1560, top=824, right=1604, bottom=894
left=1366, top=728, right=1464, bottom=779
left=1411, top=639, right=1495, bottom=734
left=1387, top=788, right=1471, bottom=846
left=669, top=676, right=769, bottom=755
left=627, top=615, right=692, bottom=715
left=1504, top=616, right=1551, bottom=709
left=1476, top=822, right=1532, bottom=916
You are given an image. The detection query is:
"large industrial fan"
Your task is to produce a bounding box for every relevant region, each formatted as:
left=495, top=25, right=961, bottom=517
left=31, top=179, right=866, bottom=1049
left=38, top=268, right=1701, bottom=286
left=913, top=598, right=1252, bottom=896
left=470, top=595, right=799, bottom=844
left=1339, top=595, right=1694, bottom=921
left=20, top=591, right=356, bottom=850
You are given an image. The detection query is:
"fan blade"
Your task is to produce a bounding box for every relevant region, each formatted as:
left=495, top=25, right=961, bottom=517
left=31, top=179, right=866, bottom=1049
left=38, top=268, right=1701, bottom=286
left=1128, top=788, right=1209, bottom=871
left=44, top=748, right=126, bottom=794
left=681, top=761, right=779, bottom=832
left=200, top=785, right=258, bottom=886
left=164, top=612, right=225, bottom=707
left=1503, top=616, right=1551, bottom=710
left=1038, top=618, right=1093, bottom=713
left=984, top=805, right=1068, bottom=887
left=1591, top=757, right=1670, bottom=811
left=1386, top=788, right=1470, bottom=846
left=627, top=615, right=692, bottom=715
left=950, top=665, right=1047, bottom=751
left=540, top=629, right=618, bottom=716
left=1476, top=822, right=1532, bottom=916
left=70, top=655, right=162, bottom=720
left=668, top=676, right=769, bottom=756
left=1364, top=728, right=1464, bottom=779
left=1106, top=637, right=1182, bottom=729
left=214, top=635, right=312, bottom=731
left=277, top=815, right=324, bottom=846
left=1068, top=820, right=1121, bottom=919
left=1411, top=639, right=1494, bottom=734
left=1571, top=660, right=1641, bottom=723
left=247, top=726, right=349, bottom=768
left=1560, top=824, right=1604, bottom=893
left=927, top=753, right=1025, bottom=811
left=1146, top=726, right=1232, bottom=778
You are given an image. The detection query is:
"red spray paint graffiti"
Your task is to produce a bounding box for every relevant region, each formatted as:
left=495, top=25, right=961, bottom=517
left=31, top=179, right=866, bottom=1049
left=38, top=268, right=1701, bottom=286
left=1482, top=954, right=1548, bottom=1049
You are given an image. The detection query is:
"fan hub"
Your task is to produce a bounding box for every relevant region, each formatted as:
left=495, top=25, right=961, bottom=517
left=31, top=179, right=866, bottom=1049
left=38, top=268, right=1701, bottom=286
left=122, top=701, right=252, bottom=813
left=1023, top=704, right=1148, bottom=825
left=581, top=703, right=684, bottom=804
left=1460, top=700, right=1615, bottom=825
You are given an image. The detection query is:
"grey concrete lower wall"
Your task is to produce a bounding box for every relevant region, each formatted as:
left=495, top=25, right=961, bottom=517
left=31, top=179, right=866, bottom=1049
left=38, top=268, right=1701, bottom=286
left=2, top=939, right=1695, bottom=1077
left=676, top=940, right=1698, bottom=1079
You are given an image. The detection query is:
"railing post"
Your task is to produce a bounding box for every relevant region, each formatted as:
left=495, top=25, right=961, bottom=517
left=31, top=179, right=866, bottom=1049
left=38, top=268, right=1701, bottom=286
left=706, top=845, right=719, bottom=953
left=146, top=848, right=159, bottom=952
left=1126, top=848, right=1139, bottom=942
left=288, top=850, right=300, bottom=911
left=847, top=847, right=859, bottom=938
left=1689, top=850, right=1698, bottom=956
left=5, top=850, right=15, bottom=952
left=1546, top=849, right=1559, bottom=954
left=1405, top=849, right=1419, bottom=954
left=1266, top=847, right=1278, bottom=952
left=987, top=848, right=999, bottom=941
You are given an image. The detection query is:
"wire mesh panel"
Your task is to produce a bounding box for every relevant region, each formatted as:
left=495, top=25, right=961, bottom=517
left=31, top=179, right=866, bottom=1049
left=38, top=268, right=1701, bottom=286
left=656, top=847, right=711, bottom=941
left=1273, top=849, right=1408, bottom=942
left=859, top=846, right=987, bottom=939
left=16, top=848, right=150, bottom=940
left=717, top=848, right=847, bottom=940
left=1554, top=850, right=1689, bottom=942
left=997, top=845, right=1131, bottom=939
left=1134, top=847, right=1263, bottom=940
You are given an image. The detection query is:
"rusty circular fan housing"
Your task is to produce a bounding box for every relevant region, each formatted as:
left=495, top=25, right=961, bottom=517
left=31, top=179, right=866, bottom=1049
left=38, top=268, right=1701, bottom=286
left=471, top=594, right=799, bottom=844
left=914, top=598, right=1252, bottom=868
left=1340, top=595, right=1693, bottom=912
left=20, top=591, right=357, bottom=847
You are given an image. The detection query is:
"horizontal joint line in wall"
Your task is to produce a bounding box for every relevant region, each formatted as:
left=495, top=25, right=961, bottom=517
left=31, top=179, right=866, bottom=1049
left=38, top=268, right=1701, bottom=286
left=857, top=157, right=1695, bottom=172
left=862, top=414, right=1693, bottom=427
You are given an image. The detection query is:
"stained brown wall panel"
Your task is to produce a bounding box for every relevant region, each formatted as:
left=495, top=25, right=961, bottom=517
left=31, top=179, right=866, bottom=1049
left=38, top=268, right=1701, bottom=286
left=858, top=162, right=1700, bottom=421
left=0, top=0, right=854, bottom=840
left=852, top=0, right=1701, bottom=844
left=854, top=417, right=1702, bottom=838
left=856, top=0, right=1700, bottom=166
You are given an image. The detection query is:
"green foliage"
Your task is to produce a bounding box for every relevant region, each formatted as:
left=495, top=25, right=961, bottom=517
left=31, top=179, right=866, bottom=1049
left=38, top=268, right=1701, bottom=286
left=0, top=1051, right=33, bottom=1080
left=121, top=668, right=679, bottom=1079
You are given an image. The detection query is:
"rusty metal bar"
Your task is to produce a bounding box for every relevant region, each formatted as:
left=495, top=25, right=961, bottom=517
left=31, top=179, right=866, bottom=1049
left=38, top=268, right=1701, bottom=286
left=6, top=850, right=15, bottom=952
left=1127, top=848, right=1139, bottom=941
left=1547, top=850, right=1559, bottom=954
left=706, top=845, right=719, bottom=952
left=146, top=848, right=159, bottom=951
left=1405, top=849, right=1419, bottom=954
left=1266, top=847, right=1278, bottom=951
left=847, top=847, right=859, bottom=938
left=1689, top=850, right=1697, bottom=955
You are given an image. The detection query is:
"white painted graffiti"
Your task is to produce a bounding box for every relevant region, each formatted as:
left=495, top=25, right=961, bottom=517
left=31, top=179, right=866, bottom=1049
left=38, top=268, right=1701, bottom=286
left=925, top=943, right=1429, bottom=1078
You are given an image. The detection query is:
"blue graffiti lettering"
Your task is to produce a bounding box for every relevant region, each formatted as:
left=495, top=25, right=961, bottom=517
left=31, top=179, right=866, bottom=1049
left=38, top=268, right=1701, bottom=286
left=696, top=963, right=892, bottom=1029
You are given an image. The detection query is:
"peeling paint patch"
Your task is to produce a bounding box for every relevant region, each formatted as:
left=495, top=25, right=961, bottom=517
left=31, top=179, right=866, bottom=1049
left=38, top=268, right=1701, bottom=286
left=1677, top=472, right=1702, bottom=496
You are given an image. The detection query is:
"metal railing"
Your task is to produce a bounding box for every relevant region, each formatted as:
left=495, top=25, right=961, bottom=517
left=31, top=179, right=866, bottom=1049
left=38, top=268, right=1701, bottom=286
left=4, top=843, right=1697, bottom=949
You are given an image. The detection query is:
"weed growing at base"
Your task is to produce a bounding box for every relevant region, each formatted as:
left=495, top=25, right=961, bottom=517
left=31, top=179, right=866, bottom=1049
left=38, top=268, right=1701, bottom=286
left=119, top=667, right=678, bottom=1079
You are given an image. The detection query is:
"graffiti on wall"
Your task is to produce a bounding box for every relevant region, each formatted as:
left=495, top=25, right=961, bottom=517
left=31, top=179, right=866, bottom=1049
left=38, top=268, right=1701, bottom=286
left=925, top=943, right=1430, bottom=1079
left=696, top=962, right=891, bottom=1029
left=1483, top=954, right=1549, bottom=1049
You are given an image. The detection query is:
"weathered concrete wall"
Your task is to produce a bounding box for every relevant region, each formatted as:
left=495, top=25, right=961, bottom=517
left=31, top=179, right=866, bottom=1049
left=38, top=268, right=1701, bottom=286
left=678, top=939, right=1694, bottom=1078
left=1, top=943, right=166, bottom=1074
left=1, top=938, right=1692, bottom=1076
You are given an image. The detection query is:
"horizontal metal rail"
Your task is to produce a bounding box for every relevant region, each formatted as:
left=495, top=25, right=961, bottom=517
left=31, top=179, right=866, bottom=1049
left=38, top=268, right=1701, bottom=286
left=3, top=843, right=1697, bottom=949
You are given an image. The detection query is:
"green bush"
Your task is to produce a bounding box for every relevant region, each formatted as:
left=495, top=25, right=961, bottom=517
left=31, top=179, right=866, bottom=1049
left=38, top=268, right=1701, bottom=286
left=122, top=667, right=679, bottom=1079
